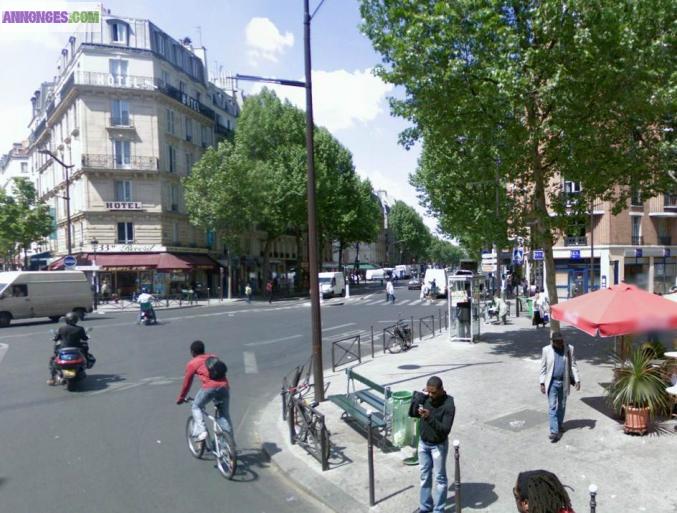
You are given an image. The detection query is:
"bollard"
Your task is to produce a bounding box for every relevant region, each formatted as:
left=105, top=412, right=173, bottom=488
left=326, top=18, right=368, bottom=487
left=368, top=413, right=375, bottom=506
left=288, top=398, right=296, bottom=444
left=281, top=383, right=288, bottom=420
left=345, top=282, right=350, bottom=299
left=453, top=439, right=461, bottom=513
left=439, top=309, right=442, bottom=333
left=589, top=484, right=597, bottom=513
left=411, top=316, right=414, bottom=342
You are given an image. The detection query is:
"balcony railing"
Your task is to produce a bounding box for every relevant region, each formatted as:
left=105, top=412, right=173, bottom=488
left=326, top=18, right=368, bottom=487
left=631, top=235, right=644, bottom=246
left=564, top=236, right=588, bottom=246
left=659, top=236, right=672, bottom=245
left=82, top=154, right=158, bottom=171
left=108, top=116, right=133, bottom=128
left=154, top=79, right=216, bottom=120
left=664, top=194, right=677, bottom=209
left=215, top=123, right=233, bottom=138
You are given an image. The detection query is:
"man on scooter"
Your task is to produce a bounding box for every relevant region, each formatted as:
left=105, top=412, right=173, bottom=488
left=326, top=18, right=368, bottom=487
left=136, top=287, right=157, bottom=324
left=47, top=312, right=92, bottom=385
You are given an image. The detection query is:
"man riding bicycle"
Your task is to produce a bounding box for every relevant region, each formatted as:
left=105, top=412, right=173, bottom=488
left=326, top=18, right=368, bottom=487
left=176, top=340, right=232, bottom=443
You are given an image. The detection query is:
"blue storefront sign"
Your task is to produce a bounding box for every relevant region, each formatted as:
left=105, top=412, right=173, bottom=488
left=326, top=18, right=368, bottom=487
left=570, top=250, right=581, bottom=260
left=635, top=248, right=643, bottom=258
left=533, top=250, right=544, bottom=261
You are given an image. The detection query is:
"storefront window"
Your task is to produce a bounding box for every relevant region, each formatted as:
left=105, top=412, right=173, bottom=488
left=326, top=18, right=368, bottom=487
left=653, top=257, right=676, bottom=294
left=624, top=257, right=649, bottom=290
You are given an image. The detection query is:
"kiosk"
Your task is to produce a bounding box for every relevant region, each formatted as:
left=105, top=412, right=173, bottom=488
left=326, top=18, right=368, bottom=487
left=448, top=274, right=483, bottom=342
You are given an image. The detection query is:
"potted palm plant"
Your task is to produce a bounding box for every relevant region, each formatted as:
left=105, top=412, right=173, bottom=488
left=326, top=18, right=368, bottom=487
left=608, top=347, right=671, bottom=435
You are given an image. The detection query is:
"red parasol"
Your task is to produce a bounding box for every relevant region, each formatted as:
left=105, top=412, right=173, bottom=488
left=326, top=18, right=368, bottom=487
left=550, top=283, right=677, bottom=337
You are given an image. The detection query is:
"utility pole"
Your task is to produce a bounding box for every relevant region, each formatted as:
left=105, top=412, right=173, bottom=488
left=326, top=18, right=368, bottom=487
left=39, top=149, right=73, bottom=256
left=234, top=0, right=326, bottom=401
left=589, top=197, right=594, bottom=291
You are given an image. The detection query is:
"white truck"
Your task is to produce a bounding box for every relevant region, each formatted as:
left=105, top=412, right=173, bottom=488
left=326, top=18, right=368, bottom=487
left=0, top=271, right=93, bottom=327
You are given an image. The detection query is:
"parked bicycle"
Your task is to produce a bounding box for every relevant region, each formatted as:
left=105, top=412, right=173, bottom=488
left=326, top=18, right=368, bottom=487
left=289, top=395, right=331, bottom=463
left=184, top=397, right=237, bottom=479
left=386, top=321, right=412, bottom=353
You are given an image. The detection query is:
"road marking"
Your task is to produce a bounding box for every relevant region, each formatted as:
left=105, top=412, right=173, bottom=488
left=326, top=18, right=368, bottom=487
left=0, top=343, right=8, bottom=365
left=411, top=299, right=423, bottom=305
left=245, top=334, right=303, bottom=347
left=243, top=351, right=258, bottom=374
left=322, top=323, right=355, bottom=332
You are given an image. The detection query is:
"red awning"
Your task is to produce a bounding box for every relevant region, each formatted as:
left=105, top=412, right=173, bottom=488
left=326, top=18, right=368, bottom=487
left=48, top=253, right=221, bottom=271
left=156, top=253, right=191, bottom=271
left=179, top=254, right=222, bottom=270
left=93, top=253, right=160, bottom=271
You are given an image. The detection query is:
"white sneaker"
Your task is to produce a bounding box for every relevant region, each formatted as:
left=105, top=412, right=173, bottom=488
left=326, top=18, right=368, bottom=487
left=195, top=431, right=208, bottom=442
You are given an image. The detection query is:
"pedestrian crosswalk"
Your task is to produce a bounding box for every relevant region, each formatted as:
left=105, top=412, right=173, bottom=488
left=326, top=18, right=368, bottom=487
left=330, top=297, right=443, bottom=307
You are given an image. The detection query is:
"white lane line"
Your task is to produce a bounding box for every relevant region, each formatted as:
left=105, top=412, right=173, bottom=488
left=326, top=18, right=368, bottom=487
left=245, top=334, right=303, bottom=347
left=411, top=299, right=423, bottom=305
left=365, top=300, right=383, bottom=305
left=322, top=323, right=356, bottom=332
left=0, top=343, right=8, bottom=365
left=325, top=329, right=366, bottom=340
left=396, top=300, right=411, bottom=305
left=243, top=352, right=259, bottom=374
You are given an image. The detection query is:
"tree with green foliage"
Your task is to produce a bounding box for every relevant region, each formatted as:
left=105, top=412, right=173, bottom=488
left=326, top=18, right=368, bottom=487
left=388, top=201, right=432, bottom=264
left=361, top=0, right=674, bottom=328
left=0, top=178, right=53, bottom=268
left=428, top=238, right=465, bottom=268
left=184, top=88, right=381, bottom=285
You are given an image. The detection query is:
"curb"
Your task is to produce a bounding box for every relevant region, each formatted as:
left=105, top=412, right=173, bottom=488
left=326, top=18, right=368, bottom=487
left=256, top=396, right=370, bottom=513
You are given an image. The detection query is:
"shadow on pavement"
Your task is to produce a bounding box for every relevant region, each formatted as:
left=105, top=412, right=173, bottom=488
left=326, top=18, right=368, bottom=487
left=228, top=446, right=272, bottom=483
left=562, top=418, right=597, bottom=431
left=73, top=373, right=126, bottom=392
left=580, top=396, right=619, bottom=421
left=446, top=482, right=499, bottom=511
left=383, top=362, right=502, bottom=388
left=376, top=484, right=415, bottom=504
left=327, top=442, right=352, bottom=470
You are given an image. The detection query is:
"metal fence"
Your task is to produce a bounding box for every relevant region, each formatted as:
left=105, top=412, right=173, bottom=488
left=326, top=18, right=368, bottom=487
left=419, top=315, right=436, bottom=339
left=331, top=335, right=362, bottom=372
left=287, top=396, right=330, bottom=471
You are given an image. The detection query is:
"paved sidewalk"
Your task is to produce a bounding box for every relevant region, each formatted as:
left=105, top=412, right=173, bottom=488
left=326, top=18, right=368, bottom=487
left=94, top=296, right=306, bottom=314
left=259, top=316, right=677, bottom=513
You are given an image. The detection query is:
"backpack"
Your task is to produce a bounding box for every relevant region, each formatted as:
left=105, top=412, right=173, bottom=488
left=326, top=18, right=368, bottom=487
left=205, top=356, right=227, bottom=380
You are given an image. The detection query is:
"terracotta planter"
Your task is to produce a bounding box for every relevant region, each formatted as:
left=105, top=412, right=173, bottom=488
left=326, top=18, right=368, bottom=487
left=623, top=405, right=650, bottom=435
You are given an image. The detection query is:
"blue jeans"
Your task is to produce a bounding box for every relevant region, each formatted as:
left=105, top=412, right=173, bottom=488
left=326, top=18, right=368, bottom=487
left=418, top=439, right=449, bottom=513
left=548, top=379, right=567, bottom=434
left=192, top=386, right=233, bottom=438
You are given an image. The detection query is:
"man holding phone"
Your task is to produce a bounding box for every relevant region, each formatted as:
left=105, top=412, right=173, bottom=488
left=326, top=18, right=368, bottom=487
left=409, top=376, right=456, bottom=513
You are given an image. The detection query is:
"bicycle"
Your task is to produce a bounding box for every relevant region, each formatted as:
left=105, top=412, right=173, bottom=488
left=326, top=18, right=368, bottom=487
left=386, top=321, right=412, bottom=353
left=289, top=395, right=331, bottom=463
left=184, top=397, right=237, bottom=479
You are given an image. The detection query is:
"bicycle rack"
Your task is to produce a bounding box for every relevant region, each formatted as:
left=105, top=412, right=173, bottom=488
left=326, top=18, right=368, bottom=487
left=418, top=315, right=436, bottom=340
left=288, top=396, right=330, bottom=471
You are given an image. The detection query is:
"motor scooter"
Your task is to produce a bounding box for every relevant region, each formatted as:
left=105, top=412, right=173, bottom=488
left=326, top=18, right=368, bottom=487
left=50, top=327, right=94, bottom=391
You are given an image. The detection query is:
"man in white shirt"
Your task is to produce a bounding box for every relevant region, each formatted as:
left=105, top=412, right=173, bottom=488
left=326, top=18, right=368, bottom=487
left=136, top=287, right=157, bottom=323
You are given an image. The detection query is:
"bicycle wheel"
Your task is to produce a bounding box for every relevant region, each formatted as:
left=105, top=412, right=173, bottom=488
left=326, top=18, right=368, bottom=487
left=185, top=417, right=205, bottom=459
left=215, top=431, right=237, bottom=479
left=386, top=335, right=403, bottom=353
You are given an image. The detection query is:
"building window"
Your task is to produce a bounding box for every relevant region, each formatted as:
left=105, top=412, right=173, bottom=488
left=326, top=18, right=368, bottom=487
left=156, top=32, right=165, bottom=55
left=195, top=91, right=201, bottom=103
left=179, top=81, right=186, bottom=93
left=168, top=145, right=176, bottom=172
left=113, top=140, right=131, bottom=168
left=631, top=187, right=643, bottom=206
left=172, top=222, right=179, bottom=243
left=166, top=109, right=175, bottom=134
left=110, top=22, right=128, bottom=44
left=161, top=70, right=170, bottom=87
left=111, top=99, right=129, bottom=126
left=185, top=117, right=192, bottom=141
left=117, top=222, right=134, bottom=243
left=631, top=216, right=642, bottom=245
left=202, top=126, right=212, bottom=147
left=21, top=162, right=28, bottom=174
left=170, top=184, right=179, bottom=211
left=114, top=180, right=132, bottom=202
left=185, top=153, right=193, bottom=175
left=109, top=59, right=128, bottom=80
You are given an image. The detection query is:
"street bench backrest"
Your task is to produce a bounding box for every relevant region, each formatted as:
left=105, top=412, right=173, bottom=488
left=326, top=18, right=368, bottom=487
left=346, top=367, right=386, bottom=396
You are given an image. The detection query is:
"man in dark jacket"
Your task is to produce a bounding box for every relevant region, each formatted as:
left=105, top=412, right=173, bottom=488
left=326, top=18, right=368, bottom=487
left=47, top=312, right=91, bottom=385
left=409, top=376, right=456, bottom=513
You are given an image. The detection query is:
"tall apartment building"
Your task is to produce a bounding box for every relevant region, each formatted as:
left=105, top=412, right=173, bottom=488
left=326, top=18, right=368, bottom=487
left=27, top=10, right=239, bottom=296
left=542, top=181, right=676, bottom=300
left=0, top=142, right=30, bottom=192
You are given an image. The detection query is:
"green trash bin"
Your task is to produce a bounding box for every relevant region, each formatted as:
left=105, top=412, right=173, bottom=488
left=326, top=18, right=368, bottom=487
left=526, top=298, right=534, bottom=318
left=390, top=390, right=416, bottom=448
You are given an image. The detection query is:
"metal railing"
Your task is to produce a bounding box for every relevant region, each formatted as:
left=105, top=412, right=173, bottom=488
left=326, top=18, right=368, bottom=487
left=659, top=235, right=672, bottom=246
left=418, top=315, right=436, bottom=339
left=287, top=396, right=330, bottom=471
left=109, top=116, right=132, bottom=127
left=331, top=335, right=361, bottom=372
left=664, top=194, right=677, bottom=208
left=382, top=320, right=413, bottom=353
left=82, top=154, right=159, bottom=171
left=564, top=236, right=588, bottom=246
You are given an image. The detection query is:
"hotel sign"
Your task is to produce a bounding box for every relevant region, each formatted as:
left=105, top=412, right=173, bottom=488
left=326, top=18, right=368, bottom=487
left=92, top=73, right=154, bottom=90
left=106, top=201, right=143, bottom=210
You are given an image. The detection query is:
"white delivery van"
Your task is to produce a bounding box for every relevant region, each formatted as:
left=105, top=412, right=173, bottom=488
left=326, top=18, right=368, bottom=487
left=394, top=265, right=412, bottom=279
left=423, top=268, right=449, bottom=298
left=318, top=272, right=345, bottom=298
left=365, top=268, right=385, bottom=281
left=0, top=271, right=93, bottom=327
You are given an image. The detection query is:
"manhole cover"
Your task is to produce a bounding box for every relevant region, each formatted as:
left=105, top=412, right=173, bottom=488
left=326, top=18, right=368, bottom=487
left=486, top=409, right=546, bottom=432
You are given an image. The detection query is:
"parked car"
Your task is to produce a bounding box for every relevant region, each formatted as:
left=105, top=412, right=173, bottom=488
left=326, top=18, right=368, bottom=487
left=407, top=276, right=422, bottom=290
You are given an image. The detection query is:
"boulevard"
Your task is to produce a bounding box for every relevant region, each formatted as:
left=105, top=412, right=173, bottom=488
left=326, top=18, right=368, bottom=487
left=0, top=284, right=433, bottom=513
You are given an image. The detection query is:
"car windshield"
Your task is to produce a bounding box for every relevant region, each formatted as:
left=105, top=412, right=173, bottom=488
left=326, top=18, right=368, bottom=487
left=318, top=277, right=332, bottom=283
left=0, top=283, right=8, bottom=293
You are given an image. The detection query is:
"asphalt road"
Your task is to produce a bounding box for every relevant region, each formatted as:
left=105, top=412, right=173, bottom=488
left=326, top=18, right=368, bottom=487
left=0, top=283, right=444, bottom=513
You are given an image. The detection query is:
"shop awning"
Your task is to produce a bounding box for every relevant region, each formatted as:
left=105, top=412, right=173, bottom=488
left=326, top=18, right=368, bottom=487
left=49, top=253, right=220, bottom=271
left=342, top=263, right=380, bottom=270
left=179, top=254, right=222, bottom=270
left=156, top=253, right=191, bottom=271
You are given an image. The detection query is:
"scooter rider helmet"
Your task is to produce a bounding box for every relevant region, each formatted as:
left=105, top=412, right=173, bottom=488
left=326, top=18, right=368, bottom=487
left=141, top=287, right=149, bottom=293
left=64, top=312, right=79, bottom=325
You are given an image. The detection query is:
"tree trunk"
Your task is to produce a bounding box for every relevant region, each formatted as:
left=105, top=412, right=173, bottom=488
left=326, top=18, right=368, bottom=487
left=262, top=238, right=272, bottom=282
left=295, top=231, right=304, bottom=291
left=337, top=240, right=344, bottom=269
left=23, top=245, right=29, bottom=270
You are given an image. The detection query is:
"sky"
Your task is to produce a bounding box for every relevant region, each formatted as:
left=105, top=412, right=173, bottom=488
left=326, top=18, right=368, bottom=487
left=0, top=0, right=438, bottom=232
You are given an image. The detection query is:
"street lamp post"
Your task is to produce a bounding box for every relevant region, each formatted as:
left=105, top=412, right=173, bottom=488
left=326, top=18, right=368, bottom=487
left=235, top=0, right=326, bottom=401
left=38, top=149, right=74, bottom=257
left=90, top=239, right=99, bottom=310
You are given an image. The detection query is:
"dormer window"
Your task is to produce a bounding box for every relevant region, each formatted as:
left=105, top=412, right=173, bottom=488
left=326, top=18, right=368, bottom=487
left=108, top=20, right=129, bottom=44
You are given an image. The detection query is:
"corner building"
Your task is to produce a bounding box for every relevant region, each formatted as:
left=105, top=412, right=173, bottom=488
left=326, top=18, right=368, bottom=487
left=28, top=10, right=239, bottom=297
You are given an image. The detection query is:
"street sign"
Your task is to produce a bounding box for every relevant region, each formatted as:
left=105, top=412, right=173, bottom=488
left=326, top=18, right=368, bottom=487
left=481, top=262, right=497, bottom=273
left=570, top=250, right=581, bottom=260
left=533, top=250, right=544, bottom=261
left=635, top=248, right=643, bottom=258
left=64, top=255, right=76, bottom=269
left=512, top=248, right=524, bottom=265
left=664, top=248, right=671, bottom=257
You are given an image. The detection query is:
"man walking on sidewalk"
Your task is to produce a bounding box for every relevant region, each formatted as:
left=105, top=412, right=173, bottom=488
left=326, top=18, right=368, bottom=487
left=410, top=376, right=456, bottom=513
left=539, top=331, right=581, bottom=442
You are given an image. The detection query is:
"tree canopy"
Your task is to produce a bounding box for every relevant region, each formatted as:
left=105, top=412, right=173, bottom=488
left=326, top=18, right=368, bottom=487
left=361, top=0, right=675, bottom=324
left=388, top=200, right=432, bottom=263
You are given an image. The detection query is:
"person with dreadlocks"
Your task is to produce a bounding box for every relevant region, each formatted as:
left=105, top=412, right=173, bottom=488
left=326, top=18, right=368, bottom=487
left=513, top=470, right=576, bottom=513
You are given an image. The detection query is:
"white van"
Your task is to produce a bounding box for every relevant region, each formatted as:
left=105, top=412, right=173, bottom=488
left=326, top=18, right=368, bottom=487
left=0, top=271, right=93, bottom=327
left=423, top=268, right=448, bottom=298
left=365, top=268, right=385, bottom=281
left=395, top=265, right=412, bottom=279
left=318, top=272, right=345, bottom=298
